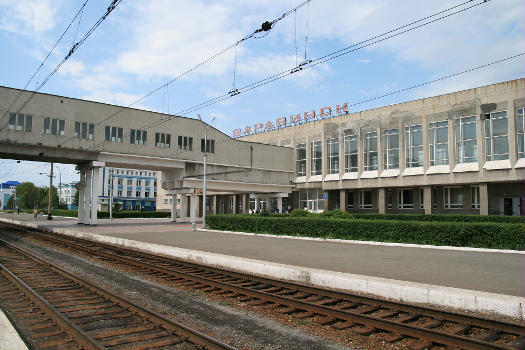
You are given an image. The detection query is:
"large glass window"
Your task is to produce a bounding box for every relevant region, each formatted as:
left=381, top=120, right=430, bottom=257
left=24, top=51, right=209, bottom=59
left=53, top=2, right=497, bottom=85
left=359, top=190, right=373, bottom=209
left=43, top=117, right=65, bottom=135
left=429, top=120, right=448, bottom=166
left=298, top=188, right=324, bottom=213
left=8, top=113, right=16, bottom=130
left=455, top=116, right=477, bottom=163
left=405, top=124, right=423, bottom=167
left=327, top=137, right=339, bottom=174
left=9, top=113, right=31, bottom=132
left=200, top=138, right=215, bottom=153
left=518, top=107, right=525, bottom=159
left=344, top=134, right=358, bottom=173
left=74, top=121, right=93, bottom=140
left=471, top=185, right=480, bottom=209
left=178, top=135, right=193, bottom=150
left=398, top=189, right=414, bottom=209
left=484, top=111, right=509, bottom=161
left=382, top=129, right=399, bottom=170
left=296, top=143, right=306, bottom=176
left=444, top=187, right=463, bottom=209
left=130, top=129, right=147, bottom=145
left=363, top=131, right=378, bottom=171
left=311, top=140, right=322, bottom=175
left=105, top=126, right=123, bottom=143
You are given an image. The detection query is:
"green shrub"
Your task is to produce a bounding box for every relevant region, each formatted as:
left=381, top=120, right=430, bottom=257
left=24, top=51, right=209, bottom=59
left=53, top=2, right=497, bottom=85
left=320, top=209, right=354, bottom=219
left=352, top=213, right=524, bottom=224
left=290, top=209, right=309, bottom=217
left=206, top=215, right=524, bottom=250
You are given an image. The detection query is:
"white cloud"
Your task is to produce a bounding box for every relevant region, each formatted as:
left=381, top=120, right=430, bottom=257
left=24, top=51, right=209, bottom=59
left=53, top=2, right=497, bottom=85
left=0, top=0, right=58, bottom=35
left=59, top=59, right=85, bottom=77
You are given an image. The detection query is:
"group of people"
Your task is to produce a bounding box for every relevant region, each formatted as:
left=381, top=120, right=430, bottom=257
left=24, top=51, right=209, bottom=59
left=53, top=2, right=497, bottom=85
left=33, top=209, right=45, bottom=218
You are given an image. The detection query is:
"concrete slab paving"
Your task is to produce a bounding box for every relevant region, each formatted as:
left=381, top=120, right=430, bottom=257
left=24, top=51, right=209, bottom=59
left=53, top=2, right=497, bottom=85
left=0, top=309, right=28, bottom=350
left=1, top=212, right=524, bottom=320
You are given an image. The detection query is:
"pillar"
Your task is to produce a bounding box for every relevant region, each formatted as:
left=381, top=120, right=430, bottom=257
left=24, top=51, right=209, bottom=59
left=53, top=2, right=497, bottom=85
left=378, top=188, right=387, bottom=214
left=179, top=195, right=187, bottom=223
left=84, top=169, right=92, bottom=224
left=232, top=195, right=237, bottom=214
left=211, top=195, right=217, bottom=214
left=90, top=167, right=100, bottom=225
left=255, top=197, right=260, bottom=212
left=170, top=195, right=177, bottom=222
left=190, top=195, right=197, bottom=223
left=424, top=186, right=432, bottom=214
left=340, top=189, right=347, bottom=211
left=480, top=183, right=489, bottom=215
left=277, top=197, right=282, bottom=213
left=77, top=170, right=86, bottom=224
left=243, top=194, right=250, bottom=213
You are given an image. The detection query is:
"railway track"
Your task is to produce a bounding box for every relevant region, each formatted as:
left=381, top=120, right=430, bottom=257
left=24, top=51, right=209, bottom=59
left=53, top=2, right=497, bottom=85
left=0, top=238, right=237, bottom=350
left=3, top=222, right=525, bottom=350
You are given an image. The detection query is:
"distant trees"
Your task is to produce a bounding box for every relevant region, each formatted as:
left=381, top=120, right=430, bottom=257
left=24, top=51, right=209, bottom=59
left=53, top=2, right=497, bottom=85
left=14, top=182, right=59, bottom=209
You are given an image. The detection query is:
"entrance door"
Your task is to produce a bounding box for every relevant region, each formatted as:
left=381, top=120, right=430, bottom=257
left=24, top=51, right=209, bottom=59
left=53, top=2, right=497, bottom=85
left=503, top=198, right=513, bottom=216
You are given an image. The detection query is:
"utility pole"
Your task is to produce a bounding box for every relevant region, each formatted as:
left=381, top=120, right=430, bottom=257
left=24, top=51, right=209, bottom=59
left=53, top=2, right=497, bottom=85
left=48, top=162, right=53, bottom=220
left=109, top=171, right=113, bottom=220
left=198, top=115, right=215, bottom=229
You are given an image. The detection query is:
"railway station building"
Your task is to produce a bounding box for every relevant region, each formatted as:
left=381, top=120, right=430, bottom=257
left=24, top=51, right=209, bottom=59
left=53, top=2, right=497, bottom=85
left=240, top=79, right=525, bottom=216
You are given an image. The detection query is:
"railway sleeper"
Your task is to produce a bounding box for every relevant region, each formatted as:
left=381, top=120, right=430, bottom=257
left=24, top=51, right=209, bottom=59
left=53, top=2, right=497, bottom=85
left=406, top=339, right=433, bottom=350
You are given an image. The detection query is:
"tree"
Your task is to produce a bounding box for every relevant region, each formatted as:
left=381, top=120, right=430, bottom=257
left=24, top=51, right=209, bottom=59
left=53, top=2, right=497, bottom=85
left=15, top=182, right=40, bottom=209
left=6, top=195, right=15, bottom=210
left=73, top=190, right=79, bottom=206
left=112, top=201, right=121, bottom=212
left=39, top=186, right=59, bottom=209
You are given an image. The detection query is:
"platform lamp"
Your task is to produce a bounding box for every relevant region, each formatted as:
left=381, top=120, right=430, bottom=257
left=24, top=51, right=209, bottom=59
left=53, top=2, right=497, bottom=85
left=198, top=114, right=215, bottom=229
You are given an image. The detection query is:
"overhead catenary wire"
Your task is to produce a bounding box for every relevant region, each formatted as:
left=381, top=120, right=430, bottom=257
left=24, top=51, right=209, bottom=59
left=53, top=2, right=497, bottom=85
left=56, top=0, right=314, bottom=149
left=84, top=0, right=494, bottom=153
left=0, top=0, right=90, bottom=128
left=0, top=0, right=122, bottom=133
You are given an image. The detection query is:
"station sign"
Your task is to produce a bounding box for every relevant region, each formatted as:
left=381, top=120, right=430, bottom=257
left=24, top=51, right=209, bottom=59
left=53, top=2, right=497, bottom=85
left=232, top=102, right=348, bottom=138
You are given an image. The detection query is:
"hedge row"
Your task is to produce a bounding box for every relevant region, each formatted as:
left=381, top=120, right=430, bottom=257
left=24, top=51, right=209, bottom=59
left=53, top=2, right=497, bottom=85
left=206, top=215, right=525, bottom=250
left=351, top=213, right=524, bottom=224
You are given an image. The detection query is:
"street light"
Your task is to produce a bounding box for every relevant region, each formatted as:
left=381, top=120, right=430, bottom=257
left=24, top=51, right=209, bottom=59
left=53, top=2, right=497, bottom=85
left=197, top=114, right=215, bottom=229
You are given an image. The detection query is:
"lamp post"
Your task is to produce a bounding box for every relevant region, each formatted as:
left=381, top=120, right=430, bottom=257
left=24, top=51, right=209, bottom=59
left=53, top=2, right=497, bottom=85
left=198, top=114, right=215, bottom=229
left=48, top=162, right=53, bottom=220
left=109, top=171, right=113, bottom=220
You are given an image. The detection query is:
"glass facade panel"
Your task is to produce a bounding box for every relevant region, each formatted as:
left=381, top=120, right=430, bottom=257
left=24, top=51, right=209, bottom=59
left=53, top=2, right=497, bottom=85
left=8, top=113, right=16, bottom=130
left=363, top=131, right=378, bottom=171
left=359, top=190, right=373, bottom=209
left=298, top=188, right=324, bottom=213
left=382, top=129, right=399, bottom=170
left=311, top=140, right=322, bottom=175
left=296, top=143, right=306, bottom=176
left=444, top=187, right=463, bottom=209
left=455, top=116, right=477, bottom=163
left=429, top=120, right=448, bottom=166
left=405, top=124, right=423, bottom=167
left=518, top=107, right=525, bottom=159
left=344, top=134, right=358, bottom=173
left=484, top=111, right=509, bottom=161
left=398, top=189, right=414, bottom=209
left=327, top=137, right=339, bottom=174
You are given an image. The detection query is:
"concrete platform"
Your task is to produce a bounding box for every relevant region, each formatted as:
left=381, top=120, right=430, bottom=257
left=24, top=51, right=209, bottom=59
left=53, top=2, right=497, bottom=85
left=0, top=309, right=28, bottom=350
left=1, top=212, right=524, bottom=320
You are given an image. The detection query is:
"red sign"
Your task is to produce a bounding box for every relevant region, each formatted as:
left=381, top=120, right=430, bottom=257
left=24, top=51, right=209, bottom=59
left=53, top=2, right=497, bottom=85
left=233, top=102, right=348, bottom=137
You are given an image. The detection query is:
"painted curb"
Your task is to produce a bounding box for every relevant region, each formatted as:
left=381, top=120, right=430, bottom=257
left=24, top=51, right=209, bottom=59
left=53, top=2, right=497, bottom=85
left=2, top=217, right=524, bottom=320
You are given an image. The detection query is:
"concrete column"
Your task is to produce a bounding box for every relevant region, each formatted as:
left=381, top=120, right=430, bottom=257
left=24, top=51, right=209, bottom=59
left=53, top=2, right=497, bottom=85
left=211, top=195, right=217, bottom=214
left=190, top=195, right=197, bottom=223
left=339, top=189, right=347, bottom=211
left=448, top=118, right=456, bottom=169
left=84, top=169, right=92, bottom=224
left=179, top=195, right=187, bottom=223
left=243, top=194, right=250, bottom=213
left=508, top=102, right=518, bottom=165
left=90, top=168, right=100, bottom=225
left=254, top=197, right=260, bottom=212
left=399, top=121, right=406, bottom=173
left=232, top=195, right=237, bottom=214
left=378, top=188, right=387, bottom=214
left=422, top=114, right=429, bottom=171
left=424, top=185, right=432, bottom=214
left=377, top=126, right=383, bottom=172
left=77, top=170, right=86, bottom=224
left=277, top=197, right=283, bottom=213
left=480, top=183, right=489, bottom=215
left=170, top=195, right=177, bottom=222
left=476, top=101, right=485, bottom=169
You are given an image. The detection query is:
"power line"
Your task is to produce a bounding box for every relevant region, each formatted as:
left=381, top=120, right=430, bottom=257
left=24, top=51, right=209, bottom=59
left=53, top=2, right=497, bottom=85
left=55, top=0, right=313, bottom=149
left=125, top=0, right=492, bottom=140
left=0, top=0, right=90, bottom=128
left=0, top=0, right=122, bottom=132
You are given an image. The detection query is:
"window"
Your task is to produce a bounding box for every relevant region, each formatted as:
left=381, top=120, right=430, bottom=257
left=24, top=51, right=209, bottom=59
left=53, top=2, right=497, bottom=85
left=347, top=191, right=354, bottom=209
left=200, top=138, right=215, bottom=153
left=387, top=189, right=393, bottom=209
left=517, top=107, right=525, bottom=159
left=405, top=124, right=423, bottom=168
left=43, top=117, right=65, bottom=135
left=145, top=191, right=149, bottom=197
left=136, top=191, right=141, bottom=197
left=310, top=140, right=322, bottom=175
left=155, top=132, right=171, bottom=148
left=164, top=198, right=168, bottom=204
left=382, top=129, right=399, bottom=170
left=327, top=137, right=339, bottom=174
left=130, top=129, right=147, bottom=145
left=471, top=185, right=480, bottom=209
left=359, top=190, right=373, bottom=209
left=8, top=113, right=32, bottom=132
left=455, top=116, right=477, bottom=163
left=298, top=188, right=324, bottom=212
left=398, top=189, right=414, bottom=209
left=296, top=143, right=306, bottom=176
left=117, top=178, right=123, bottom=185
left=363, top=131, right=378, bottom=171
left=127, top=190, right=132, bottom=197
left=444, top=187, right=463, bottom=209
left=344, top=134, right=358, bottom=173
left=117, top=190, right=122, bottom=197
left=429, top=121, right=448, bottom=166
left=74, top=121, right=94, bottom=139
left=178, top=136, right=193, bottom=151
left=420, top=188, right=424, bottom=209
left=484, top=111, right=509, bottom=161
left=105, top=126, right=123, bottom=143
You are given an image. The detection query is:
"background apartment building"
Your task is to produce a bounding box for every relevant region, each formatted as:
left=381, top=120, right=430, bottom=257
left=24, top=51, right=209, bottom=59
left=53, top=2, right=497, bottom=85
left=58, top=182, right=78, bottom=209
left=241, top=79, right=525, bottom=216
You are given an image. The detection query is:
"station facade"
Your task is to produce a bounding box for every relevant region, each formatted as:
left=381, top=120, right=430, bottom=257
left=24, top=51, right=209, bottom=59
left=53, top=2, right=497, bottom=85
left=240, top=79, right=525, bottom=216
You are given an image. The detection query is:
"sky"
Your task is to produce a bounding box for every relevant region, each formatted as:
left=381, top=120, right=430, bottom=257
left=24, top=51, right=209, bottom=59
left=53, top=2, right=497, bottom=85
left=0, top=0, right=524, bottom=186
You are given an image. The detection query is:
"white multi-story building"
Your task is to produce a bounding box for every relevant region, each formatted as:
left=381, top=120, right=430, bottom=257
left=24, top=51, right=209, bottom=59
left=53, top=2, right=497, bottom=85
left=98, top=167, right=158, bottom=211
left=58, top=182, right=78, bottom=209
left=0, top=181, right=20, bottom=209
